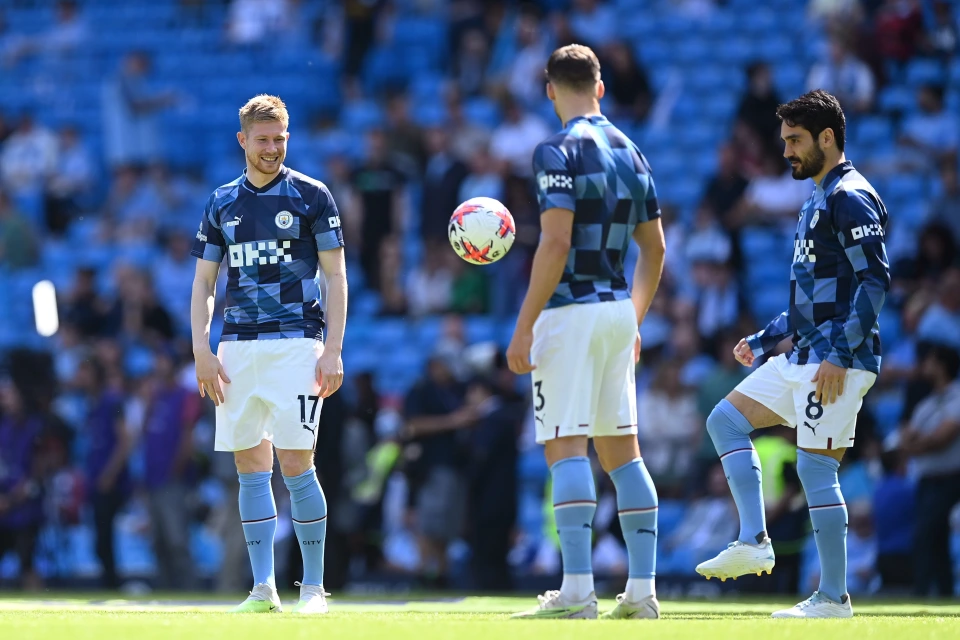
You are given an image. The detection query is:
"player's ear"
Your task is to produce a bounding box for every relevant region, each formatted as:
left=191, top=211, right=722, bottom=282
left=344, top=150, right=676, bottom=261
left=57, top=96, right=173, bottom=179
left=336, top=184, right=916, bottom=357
left=546, top=82, right=556, bottom=101
left=820, top=127, right=834, bottom=149
left=237, top=131, right=246, bottom=149
left=596, top=80, right=605, bottom=100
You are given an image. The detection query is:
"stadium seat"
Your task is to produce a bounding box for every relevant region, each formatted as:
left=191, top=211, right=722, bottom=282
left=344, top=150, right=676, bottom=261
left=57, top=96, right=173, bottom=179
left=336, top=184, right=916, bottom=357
left=905, top=58, right=947, bottom=87
left=877, top=85, right=916, bottom=113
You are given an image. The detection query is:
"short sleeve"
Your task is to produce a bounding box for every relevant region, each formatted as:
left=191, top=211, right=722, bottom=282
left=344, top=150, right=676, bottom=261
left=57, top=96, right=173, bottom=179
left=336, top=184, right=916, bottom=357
left=533, top=142, right=575, bottom=213
left=311, top=184, right=345, bottom=252
left=191, top=193, right=226, bottom=263
left=638, top=165, right=662, bottom=223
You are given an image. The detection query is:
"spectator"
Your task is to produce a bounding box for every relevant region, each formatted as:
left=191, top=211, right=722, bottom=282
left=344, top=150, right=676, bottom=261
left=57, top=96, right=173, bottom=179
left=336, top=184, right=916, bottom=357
left=448, top=250, right=490, bottom=315
left=569, top=0, right=617, bottom=49
left=352, top=130, right=408, bottom=292
left=455, top=28, right=490, bottom=98
left=152, top=232, right=197, bottom=335
left=446, top=89, right=493, bottom=165
left=872, top=449, right=915, bottom=590
left=664, top=463, right=737, bottom=564
left=103, top=268, right=175, bottom=344
left=77, top=357, right=133, bottom=589
left=928, top=161, right=960, bottom=243
left=924, top=1, right=958, bottom=59
left=489, top=97, right=550, bottom=178
left=102, top=52, right=179, bottom=169
left=898, top=85, right=959, bottom=173
left=3, top=1, right=88, bottom=66
left=0, top=379, right=44, bottom=589
left=420, top=126, right=468, bottom=242
left=697, top=330, right=750, bottom=422
left=505, top=10, right=550, bottom=107
left=458, top=144, right=505, bottom=204
left=599, top=42, right=653, bottom=123
left=45, top=126, right=94, bottom=235
left=898, top=344, right=960, bottom=597
left=0, top=115, right=58, bottom=223
left=141, top=348, right=201, bottom=590
left=343, top=0, right=385, bottom=80
left=916, top=266, right=960, bottom=350
left=703, top=144, right=750, bottom=224
left=806, top=36, right=875, bottom=113
left=636, top=360, right=701, bottom=495
left=384, top=92, right=426, bottom=176
left=874, top=0, right=924, bottom=63
left=730, top=152, right=814, bottom=228
left=406, top=240, right=454, bottom=317
left=401, top=351, right=471, bottom=586
left=377, top=236, right=408, bottom=316
left=0, top=188, right=39, bottom=270
left=736, top=62, right=782, bottom=145
left=226, top=0, right=293, bottom=46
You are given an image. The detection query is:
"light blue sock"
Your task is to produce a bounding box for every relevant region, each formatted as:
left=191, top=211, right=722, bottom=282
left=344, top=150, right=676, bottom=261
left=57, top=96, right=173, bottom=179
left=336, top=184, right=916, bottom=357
left=797, top=450, right=848, bottom=602
left=283, top=467, right=328, bottom=587
left=238, top=471, right=277, bottom=588
left=551, top=457, right=596, bottom=576
left=609, top=458, right=657, bottom=579
left=706, top=400, right=767, bottom=544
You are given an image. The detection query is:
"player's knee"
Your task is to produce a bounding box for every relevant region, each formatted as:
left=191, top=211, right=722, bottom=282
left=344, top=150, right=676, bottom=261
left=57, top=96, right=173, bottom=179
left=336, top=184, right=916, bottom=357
left=595, top=435, right=640, bottom=473
left=543, top=436, right=588, bottom=467
left=276, top=449, right=315, bottom=477
left=706, top=399, right=752, bottom=443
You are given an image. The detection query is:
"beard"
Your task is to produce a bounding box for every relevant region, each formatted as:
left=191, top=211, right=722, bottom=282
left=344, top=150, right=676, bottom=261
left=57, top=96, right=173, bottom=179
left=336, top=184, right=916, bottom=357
left=788, top=143, right=826, bottom=180
left=247, top=150, right=283, bottom=176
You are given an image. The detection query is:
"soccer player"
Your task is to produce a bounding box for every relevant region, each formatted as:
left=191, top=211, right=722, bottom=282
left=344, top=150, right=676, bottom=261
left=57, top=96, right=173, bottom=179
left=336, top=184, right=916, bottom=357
left=190, top=95, right=347, bottom=614
left=695, top=90, right=890, bottom=619
left=506, top=45, right=666, bottom=620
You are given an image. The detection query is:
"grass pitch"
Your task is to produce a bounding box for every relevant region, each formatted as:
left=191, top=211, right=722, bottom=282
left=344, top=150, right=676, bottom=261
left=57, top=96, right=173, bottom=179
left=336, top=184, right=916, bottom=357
left=1, top=595, right=958, bottom=640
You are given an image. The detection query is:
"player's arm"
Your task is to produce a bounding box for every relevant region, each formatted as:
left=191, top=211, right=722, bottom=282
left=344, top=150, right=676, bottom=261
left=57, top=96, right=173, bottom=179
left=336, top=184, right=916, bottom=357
left=744, top=311, right=793, bottom=363
left=907, top=418, right=960, bottom=454
left=507, top=142, right=575, bottom=374
left=314, top=184, right=347, bottom=398
left=190, top=196, right=230, bottom=405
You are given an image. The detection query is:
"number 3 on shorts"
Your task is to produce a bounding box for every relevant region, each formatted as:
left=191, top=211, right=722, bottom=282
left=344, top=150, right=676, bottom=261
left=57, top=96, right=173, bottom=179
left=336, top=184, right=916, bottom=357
left=534, top=381, right=545, bottom=412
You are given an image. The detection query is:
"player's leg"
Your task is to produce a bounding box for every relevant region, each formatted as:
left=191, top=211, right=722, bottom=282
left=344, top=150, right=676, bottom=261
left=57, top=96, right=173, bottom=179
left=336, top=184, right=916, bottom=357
left=592, top=299, right=658, bottom=620
left=513, top=306, right=598, bottom=619
left=772, top=368, right=876, bottom=619
left=697, top=357, right=797, bottom=581
left=216, top=341, right=282, bottom=613
left=270, top=338, right=330, bottom=614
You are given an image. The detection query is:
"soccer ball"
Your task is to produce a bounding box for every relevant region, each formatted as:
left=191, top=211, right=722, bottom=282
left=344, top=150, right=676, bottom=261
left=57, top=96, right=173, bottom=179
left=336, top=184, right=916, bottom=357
left=448, top=197, right=515, bottom=265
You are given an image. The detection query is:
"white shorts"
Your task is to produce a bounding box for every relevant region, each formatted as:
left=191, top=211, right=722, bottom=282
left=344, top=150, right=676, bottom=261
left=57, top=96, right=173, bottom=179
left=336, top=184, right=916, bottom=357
left=215, top=338, right=323, bottom=452
left=734, top=354, right=877, bottom=450
left=531, top=298, right=638, bottom=444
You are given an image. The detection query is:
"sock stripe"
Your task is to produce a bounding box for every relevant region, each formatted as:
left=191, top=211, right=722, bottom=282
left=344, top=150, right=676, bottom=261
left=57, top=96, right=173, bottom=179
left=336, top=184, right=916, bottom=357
left=554, top=500, right=597, bottom=509
left=720, top=447, right=754, bottom=460
left=242, top=515, right=278, bottom=525
left=292, top=516, right=328, bottom=525
left=809, top=502, right=846, bottom=511
left=618, top=506, right=658, bottom=515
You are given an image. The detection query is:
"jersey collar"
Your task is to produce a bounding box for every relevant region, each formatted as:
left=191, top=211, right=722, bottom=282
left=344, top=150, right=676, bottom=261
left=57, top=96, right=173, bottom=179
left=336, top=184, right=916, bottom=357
left=818, top=160, right=853, bottom=193
left=243, top=165, right=287, bottom=193
left=564, top=114, right=609, bottom=128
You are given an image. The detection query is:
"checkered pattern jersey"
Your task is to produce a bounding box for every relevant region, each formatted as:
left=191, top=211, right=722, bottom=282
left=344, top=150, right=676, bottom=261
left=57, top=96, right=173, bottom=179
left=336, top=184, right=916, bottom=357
left=191, top=166, right=344, bottom=341
left=532, top=114, right=661, bottom=308
left=746, top=161, right=890, bottom=374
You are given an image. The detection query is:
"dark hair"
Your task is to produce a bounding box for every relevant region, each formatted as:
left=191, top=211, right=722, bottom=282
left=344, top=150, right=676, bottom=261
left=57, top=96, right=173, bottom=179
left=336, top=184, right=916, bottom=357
left=928, top=344, right=960, bottom=380
left=920, top=83, right=945, bottom=104
left=546, top=44, right=601, bottom=93
left=776, top=89, right=846, bottom=152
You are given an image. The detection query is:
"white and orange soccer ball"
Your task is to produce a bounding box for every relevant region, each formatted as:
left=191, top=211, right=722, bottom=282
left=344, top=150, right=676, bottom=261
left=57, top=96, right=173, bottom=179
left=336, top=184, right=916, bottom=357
left=448, top=197, right=516, bottom=265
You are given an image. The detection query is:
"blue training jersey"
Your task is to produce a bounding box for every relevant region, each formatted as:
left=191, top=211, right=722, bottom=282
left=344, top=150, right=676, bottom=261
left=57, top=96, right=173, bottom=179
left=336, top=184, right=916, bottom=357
left=532, top=114, right=661, bottom=309
left=191, top=166, right=344, bottom=341
left=746, top=161, right=890, bottom=374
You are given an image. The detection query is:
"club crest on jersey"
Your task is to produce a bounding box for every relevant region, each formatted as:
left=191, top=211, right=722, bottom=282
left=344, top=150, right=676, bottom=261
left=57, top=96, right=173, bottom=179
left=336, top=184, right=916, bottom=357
left=810, top=210, right=820, bottom=229
left=275, top=211, right=294, bottom=229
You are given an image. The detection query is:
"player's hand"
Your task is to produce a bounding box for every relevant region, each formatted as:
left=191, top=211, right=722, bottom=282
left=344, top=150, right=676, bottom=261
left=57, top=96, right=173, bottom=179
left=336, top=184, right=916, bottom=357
left=316, top=349, right=344, bottom=398
left=195, top=350, right=230, bottom=406
left=812, top=360, right=847, bottom=405
left=733, top=339, right=755, bottom=367
left=634, top=331, right=642, bottom=364
left=507, top=327, right=536, bottom=375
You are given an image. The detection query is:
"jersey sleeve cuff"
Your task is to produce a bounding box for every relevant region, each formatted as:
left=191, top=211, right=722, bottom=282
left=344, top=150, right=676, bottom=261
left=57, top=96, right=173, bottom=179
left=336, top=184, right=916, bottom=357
left=192, top=247, right=224, bottom=262
left=315, top=230, right=344, bottom=252
left=746, top=334, right=765, bottom=356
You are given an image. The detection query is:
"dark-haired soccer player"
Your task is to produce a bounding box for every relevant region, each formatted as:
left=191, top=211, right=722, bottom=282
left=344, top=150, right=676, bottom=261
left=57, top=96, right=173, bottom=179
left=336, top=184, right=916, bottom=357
left=507, top=44, right=666, bottom=619
left=696, top=90, right=890, bottom=619
left=191, top=95, right=346, bottom=614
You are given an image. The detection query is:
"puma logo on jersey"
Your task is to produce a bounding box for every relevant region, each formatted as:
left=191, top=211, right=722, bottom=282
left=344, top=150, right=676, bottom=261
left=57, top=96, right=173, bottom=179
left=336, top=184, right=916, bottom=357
left=851, top=223, right=883, bottom=240
left=794, top=239, right=816, bottom=263
left=538, top=172, right=573, bottom=191
left=225, top=215, right=243, bottom=228
left=228, top=240, right=293, bottom=267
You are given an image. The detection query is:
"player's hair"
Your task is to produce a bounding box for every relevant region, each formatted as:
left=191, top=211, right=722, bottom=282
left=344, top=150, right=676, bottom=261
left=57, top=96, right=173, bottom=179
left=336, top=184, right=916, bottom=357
left=928, top=343, right=960, bottom=379
left=776, top=89, right=846, bottom=152
left=545, top=44, right=601, bottom=93
left=238, top=94, right=289, bottom=132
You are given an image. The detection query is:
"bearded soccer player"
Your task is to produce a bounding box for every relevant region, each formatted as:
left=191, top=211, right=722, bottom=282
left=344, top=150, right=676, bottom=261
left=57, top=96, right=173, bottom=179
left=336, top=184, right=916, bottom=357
left=191, top=95, right=346, bottom=614
left=507, top=45, right=666, bottom=620
left=695, top=90, right=890, bottom=619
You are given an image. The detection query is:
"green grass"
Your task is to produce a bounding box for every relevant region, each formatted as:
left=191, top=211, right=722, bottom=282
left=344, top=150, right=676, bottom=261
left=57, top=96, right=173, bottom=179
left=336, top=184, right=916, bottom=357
left=1, top=596, right=958, bottom=640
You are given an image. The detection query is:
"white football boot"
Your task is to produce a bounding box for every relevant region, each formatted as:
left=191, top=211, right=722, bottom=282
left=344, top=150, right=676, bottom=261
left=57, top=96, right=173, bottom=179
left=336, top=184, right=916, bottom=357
left=511, top=590, right=598, bottom=619
left=229, top=583, right=282, bottom=613
left=600, top=594, right=660, bottom=619
left=291, top=582, right=330, bottom=614
left=771, top=591, right=853, bottom=618
left=695, top=538, right=775, bottom=581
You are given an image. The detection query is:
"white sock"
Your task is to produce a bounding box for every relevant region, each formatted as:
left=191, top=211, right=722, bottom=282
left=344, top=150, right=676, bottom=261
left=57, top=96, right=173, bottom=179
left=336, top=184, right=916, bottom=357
left=625, top=578, right=655, bottom=602
left=560, top=573, right=595, bottom=603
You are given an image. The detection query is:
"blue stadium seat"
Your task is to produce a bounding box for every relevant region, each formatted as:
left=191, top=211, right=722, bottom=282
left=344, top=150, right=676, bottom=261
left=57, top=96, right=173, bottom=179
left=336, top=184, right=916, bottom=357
left=877, top=85, right=916, bottom=113
left=853, top=115, right=895, bottom=146
left=905, top=58, right=946, bottom=87
left=340, top=100, right=385, bottom=132
left=462, top=98, right=501, bottom=130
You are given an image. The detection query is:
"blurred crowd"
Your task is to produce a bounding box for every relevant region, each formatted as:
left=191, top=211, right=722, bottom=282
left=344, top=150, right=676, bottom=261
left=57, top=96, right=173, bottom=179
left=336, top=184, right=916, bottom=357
left=1, top=0, right=959, bottom=597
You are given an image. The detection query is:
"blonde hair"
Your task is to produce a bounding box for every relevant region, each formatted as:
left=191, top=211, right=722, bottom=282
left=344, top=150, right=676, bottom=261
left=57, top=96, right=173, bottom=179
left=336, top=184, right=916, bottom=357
left=239, top=94, right=289, bottom=132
